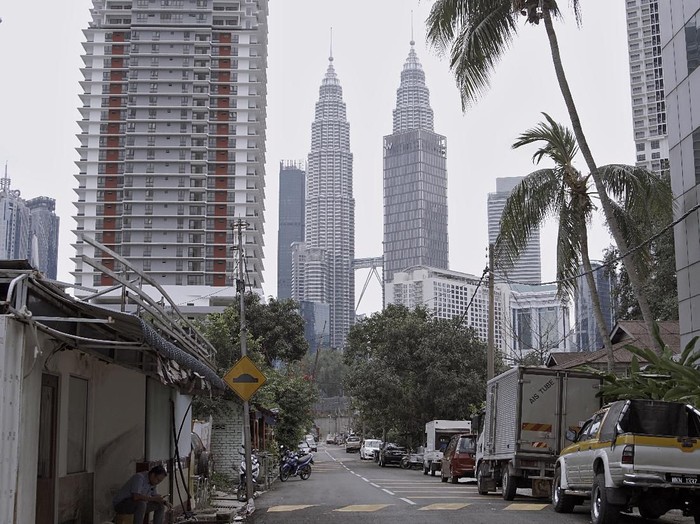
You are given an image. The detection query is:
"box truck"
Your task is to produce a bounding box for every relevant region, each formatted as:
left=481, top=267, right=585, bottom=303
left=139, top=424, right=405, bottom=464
left=475, top=366, right=602, bottom=499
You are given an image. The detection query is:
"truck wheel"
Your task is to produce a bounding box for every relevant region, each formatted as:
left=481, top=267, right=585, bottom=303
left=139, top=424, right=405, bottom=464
left=591, top=473, right=620, bottom=524
left=552, top=468, right=576, bottom=513
left=477, top=463, right=489, bottom=495
left=502, top=468, right=517, bottom=501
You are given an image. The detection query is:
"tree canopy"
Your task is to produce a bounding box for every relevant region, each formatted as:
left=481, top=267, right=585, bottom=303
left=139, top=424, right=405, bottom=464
left=343, top=305, right=489, bottom=445
left=194, top=294, right=316, bottom=448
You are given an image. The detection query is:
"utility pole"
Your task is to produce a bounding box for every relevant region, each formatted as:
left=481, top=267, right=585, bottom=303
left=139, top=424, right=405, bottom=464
left=487, top=243, right=495, bottom=381
left=234, top=219, right=254, bottom=508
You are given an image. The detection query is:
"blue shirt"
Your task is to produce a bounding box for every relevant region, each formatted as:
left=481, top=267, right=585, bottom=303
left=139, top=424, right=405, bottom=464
left=113, top=471, right=157, bottom=506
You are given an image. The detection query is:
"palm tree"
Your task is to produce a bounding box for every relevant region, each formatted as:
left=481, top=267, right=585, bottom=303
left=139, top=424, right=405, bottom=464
left=426, top=0, right=664, bottom=351
left=496, top=115, right=672, bottom=371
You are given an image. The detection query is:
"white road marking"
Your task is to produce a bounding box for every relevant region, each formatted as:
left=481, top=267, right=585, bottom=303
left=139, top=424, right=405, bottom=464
left=370, top=483, right=380, bottom=488
left=400, top=498, right=416, bottom=505
left=382, top=489, right=395, bottom=495
left=362, top=477, right=370, bottom=482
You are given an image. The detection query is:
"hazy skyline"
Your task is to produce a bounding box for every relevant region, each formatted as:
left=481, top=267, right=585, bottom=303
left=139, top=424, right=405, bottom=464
left=0, top=1, right=634, bottom=315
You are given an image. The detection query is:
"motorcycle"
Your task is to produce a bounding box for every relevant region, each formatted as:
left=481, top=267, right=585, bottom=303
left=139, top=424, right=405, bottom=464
left=235, top=448, right=260, bottom=502
left=279, top=448, right=313, bottom=481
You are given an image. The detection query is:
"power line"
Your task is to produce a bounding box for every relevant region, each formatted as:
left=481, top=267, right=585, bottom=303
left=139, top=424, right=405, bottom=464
left=497, top=201, right=700, bottom=288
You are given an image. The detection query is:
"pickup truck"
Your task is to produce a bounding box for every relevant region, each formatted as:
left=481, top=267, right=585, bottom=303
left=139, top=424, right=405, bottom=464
left=553, top=399, right=700, bottom=524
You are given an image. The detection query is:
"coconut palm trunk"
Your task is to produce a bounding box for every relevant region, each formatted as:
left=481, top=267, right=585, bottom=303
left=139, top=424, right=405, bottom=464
left=579, top=221, right=616, bottom=371
left=542, top=10, right=662, bottom=353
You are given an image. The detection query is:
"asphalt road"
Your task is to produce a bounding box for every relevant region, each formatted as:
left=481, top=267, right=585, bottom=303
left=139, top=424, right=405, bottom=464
left=249, top=443, right=695, bottom=524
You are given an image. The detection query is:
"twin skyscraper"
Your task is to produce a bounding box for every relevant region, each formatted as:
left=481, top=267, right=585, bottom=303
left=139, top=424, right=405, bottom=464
left=278, top=39, right=449, bottom=349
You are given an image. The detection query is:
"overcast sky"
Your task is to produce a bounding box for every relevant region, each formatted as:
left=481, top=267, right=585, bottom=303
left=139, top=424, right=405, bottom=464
left=0, top=1, right=633, bottom=315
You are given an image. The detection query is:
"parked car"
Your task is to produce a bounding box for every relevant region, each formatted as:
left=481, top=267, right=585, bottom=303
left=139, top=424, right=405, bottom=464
left=345, top=435, right=361, bottom=453
left=378, top=442, right=407, bottom=467
left=305, top=434, right=318, bottom=452
left=360, top=439, right=382, bottom=460
left=440, top=434, right=477, bottom=483
left=297, top=440, right=312, bottom=455
left=191, top=432, right=213, bottom=478
left=553, top=399, right=700, bottom=524
left=325, top=433, right=336, bottom=445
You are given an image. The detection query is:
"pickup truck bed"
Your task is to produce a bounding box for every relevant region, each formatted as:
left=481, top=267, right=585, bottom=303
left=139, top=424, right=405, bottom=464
left=554, top=399, right=700, bottom=524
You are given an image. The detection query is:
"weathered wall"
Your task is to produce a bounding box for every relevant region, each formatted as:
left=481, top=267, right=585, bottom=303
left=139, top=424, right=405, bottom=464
left=210, top=401, right=244, bottom=477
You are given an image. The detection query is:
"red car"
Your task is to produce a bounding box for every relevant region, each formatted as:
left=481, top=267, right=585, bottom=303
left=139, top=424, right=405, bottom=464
left=440, top=434, right=477, bottom=483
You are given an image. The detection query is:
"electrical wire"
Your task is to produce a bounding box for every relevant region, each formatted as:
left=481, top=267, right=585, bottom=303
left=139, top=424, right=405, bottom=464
left=497, top=201, right=700, bottom=288
left=452, top=266, right=489, bottom=329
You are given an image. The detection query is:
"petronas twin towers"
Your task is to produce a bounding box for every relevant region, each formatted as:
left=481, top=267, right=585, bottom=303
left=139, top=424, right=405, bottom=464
left=292, top=41, right=448, bottom=349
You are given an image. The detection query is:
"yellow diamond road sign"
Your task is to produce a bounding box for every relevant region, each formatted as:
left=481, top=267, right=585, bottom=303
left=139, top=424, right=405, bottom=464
left=223, top=356, right=267, bottom=401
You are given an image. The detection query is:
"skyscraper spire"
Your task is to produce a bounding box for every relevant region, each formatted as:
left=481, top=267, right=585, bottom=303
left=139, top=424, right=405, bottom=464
left=383, top=38, right=449, bottom=288
left=293, top=53, right=355, bottom=349
left=392, top=40, right=434, bottom=133
left=329, top=26, right=333, bottom=62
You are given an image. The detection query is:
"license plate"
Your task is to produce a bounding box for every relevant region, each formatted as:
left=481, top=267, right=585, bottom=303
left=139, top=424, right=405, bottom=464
left=671, top=475, right=698, bottom=484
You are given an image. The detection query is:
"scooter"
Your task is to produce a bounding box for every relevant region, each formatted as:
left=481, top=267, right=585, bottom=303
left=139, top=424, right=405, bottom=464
left=279, top=448, right=313, bottom=481
left=235, top=449, right=260, bottom=501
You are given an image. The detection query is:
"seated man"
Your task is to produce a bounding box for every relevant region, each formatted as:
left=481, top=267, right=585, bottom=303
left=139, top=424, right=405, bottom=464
left=113, top=465, right=171, bottom=524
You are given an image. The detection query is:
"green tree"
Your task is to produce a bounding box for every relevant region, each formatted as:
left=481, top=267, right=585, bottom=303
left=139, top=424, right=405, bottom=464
left=426, top=0, right=663, bottom=350
left=602, top=176, right=678, bottom=322
left=301, top=348, right=347, bottom=398
left=496, top=115, right=672, bottom=371
left=194, top=294, right=316, bottom=445
left=344, top=305, right=488, bottom=445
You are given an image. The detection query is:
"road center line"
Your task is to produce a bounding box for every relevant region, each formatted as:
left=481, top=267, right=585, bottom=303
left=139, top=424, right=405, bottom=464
left=382, top=489, right=395, bottom=495
left=362, top=477, right=370, bottom=482
left=370, top=483, right=380, bottom=488
left=400, top=498, right=416, bottom=505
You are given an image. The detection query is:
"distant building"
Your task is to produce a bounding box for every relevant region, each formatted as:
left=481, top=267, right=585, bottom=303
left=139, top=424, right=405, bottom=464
left=292, top=53, right=354, bottom=349
left=625, top=0, right=669, bottom=173
left=300, top=300, right=330, bottom=353
left=26, top=197, right=60, bottom=279
left=487, top=177, right=542, bottom=284
left=508, top=285, right=571, bottom=361
left=574, top=262, right=615, bottom=351
left=659, top=1, right=700, bottom=347
left=0, top=171, right=59, bottom=279
left=385, top=266, right=511, bottom=358
left=277, top=161, right=305, bottom=300
left=383, top=40, right=449, bottom=286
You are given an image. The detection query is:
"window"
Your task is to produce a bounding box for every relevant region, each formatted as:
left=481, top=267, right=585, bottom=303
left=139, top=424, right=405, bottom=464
left=636, top=143, right=645, bottom=152
left=693, top=127, right=700, bottom=184
left=686, top=15, right=700, bottom=75
left=650, top=140, right=660, bottom=149
left=67, top=377, right=88, bottom=473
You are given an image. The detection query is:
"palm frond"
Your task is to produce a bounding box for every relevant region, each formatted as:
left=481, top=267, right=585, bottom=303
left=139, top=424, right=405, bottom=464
left=513, top=112, right=578, bottom=167
left=494, top=169, right=562, bottom=269
left=427, top=0, right=517, bottom=108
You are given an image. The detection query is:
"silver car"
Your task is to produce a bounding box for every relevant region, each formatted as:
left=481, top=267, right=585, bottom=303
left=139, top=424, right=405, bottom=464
left=360, top=439, right=382, bottom=460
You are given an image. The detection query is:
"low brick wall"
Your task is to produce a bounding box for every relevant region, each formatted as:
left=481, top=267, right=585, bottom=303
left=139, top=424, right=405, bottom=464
left=210, top=401, right=245, bottom=478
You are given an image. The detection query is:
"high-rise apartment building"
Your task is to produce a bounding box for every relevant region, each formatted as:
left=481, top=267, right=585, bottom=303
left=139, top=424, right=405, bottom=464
left=659, top=1, right=700, bottom=347
left=385, top=266, right=511, bottom=358
left=291, top=55, right=354, bottom=349
left=277, top=161, right=305, bottom=300
left=574, top=262, right=615, bottom=351
left=73, top=0, right=268, bottom=306
left=0, top=171, right=59, bottom=279
left=487, top=177, right=541, bottom=284
left=626, top=0, right=669, bottom=173
left=383, top=41, right=448, bottom=286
